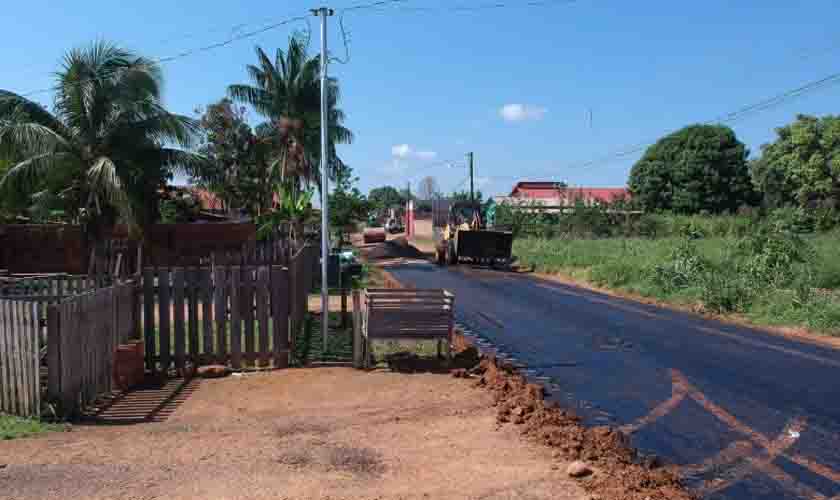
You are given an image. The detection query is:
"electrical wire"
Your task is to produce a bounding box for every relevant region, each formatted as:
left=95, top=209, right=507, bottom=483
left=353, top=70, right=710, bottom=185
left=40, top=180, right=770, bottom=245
left=18, top=13, right=311, bottom=98
left=502, top=67, right=840, bottom=179
left=358, top=0, right=579, bottom=15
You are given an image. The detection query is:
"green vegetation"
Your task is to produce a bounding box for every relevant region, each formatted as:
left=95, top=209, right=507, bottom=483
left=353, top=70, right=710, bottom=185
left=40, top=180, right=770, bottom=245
left=514, top=229, right=840, bottom=334
left=1, top=414, right=64, bottom=440
left=0, top=41, right=203, bottom=231
left=629, top=124, right=757, bottom=214
left=751, top=114, right=840, bottom=208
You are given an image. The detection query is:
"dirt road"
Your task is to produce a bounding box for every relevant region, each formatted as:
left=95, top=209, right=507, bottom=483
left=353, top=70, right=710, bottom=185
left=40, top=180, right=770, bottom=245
left=0, top=368, right=584, bottom=500
left=387, top=260, right=840, bottom=500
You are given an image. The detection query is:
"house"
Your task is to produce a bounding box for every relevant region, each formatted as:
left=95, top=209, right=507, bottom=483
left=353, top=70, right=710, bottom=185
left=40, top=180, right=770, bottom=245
left=506, top=182, right=629, bottom=207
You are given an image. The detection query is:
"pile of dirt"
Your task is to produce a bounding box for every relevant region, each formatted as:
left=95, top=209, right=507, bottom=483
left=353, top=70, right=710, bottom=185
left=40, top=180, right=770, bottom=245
left=459, top=345, right=695, bottom=500
left=361, top=236, right=427, bottom=261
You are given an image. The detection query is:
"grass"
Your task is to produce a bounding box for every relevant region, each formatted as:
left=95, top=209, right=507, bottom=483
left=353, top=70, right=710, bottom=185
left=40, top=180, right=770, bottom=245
left=0, top=414, right=64, bottom=440
left=514, top=231, right=840, bottom=335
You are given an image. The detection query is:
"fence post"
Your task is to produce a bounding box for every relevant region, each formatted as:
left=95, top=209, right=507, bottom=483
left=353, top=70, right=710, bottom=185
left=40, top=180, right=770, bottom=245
left=352, top=290, right=363, bottom=369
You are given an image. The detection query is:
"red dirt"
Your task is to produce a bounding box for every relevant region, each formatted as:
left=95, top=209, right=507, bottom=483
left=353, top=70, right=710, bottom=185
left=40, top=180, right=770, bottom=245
left=0, top=367, right=585, bottom=500
left=463, top=340, right=695, bottom=500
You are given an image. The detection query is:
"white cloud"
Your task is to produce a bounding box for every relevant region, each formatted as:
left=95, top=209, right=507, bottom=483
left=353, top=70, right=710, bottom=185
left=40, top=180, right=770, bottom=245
left=391, top=144, right=437, bottom=160
left=391, top=144, right=411, bottom=158
left=499, top=104, right=547, bottom=122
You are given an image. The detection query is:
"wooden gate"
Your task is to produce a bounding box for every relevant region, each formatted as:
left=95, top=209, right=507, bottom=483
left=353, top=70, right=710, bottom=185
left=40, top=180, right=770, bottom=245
left=142, top=265, right=291, bottom=371
left=47, top=282, right=138, bottom=416
left=0, top=299, right=40, bottom=417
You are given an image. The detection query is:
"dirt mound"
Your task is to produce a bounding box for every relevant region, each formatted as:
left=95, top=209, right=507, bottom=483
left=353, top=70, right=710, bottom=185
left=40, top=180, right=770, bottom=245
left=361, top=237, right=427, bottom=261
left=462, top=343, right=695, bottom=500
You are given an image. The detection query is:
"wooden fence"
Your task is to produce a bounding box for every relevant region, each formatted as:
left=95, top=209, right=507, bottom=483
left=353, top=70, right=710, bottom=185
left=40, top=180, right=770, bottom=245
left=47, top=281, right=137, bottom=416
left=0, top=274, right=105, bottom=301
left=140, top=245, right=316, bottom=371
left=0, top=299, right=40, bottom=417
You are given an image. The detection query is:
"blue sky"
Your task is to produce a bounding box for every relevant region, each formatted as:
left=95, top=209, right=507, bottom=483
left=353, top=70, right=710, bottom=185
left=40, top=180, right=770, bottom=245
left=3, top=0, right=840, bottom=197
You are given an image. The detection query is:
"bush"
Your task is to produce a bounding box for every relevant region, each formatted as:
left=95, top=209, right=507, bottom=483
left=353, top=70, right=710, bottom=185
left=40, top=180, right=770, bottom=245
left=736, top=227, right=812, bottom=288
left=650, top=239, right=708, bottom=292
left=700, top=272, right=753, bottom=313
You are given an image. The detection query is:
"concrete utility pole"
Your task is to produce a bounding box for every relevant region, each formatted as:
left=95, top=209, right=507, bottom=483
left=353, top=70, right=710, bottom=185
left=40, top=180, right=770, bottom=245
left=467, top=152, right=475, bottom=204
left=313, top=6, right=334, bottom=354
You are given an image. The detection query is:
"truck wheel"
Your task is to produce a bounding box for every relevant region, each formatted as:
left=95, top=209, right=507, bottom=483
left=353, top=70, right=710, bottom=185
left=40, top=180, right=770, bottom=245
left=447, top=242, right=458, bottom=265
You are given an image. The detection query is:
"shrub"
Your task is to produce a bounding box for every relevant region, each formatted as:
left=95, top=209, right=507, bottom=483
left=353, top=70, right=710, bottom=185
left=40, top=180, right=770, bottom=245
left=701, top=272, right=753, bottom=313
left=650, top=239, right=708, bottom=292
left=736, top=227, right=812, bottom=288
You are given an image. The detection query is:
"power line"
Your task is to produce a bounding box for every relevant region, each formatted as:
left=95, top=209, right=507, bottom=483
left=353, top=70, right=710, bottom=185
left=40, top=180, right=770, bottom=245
left=505, top=67, right=840, bottom=179
left=360, top=0, right=579, bottom=15
left=18, top=13, right=310, bottom=98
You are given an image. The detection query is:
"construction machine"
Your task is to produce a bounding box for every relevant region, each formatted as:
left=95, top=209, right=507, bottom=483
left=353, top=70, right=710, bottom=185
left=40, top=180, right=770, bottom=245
left=432, top=199, right=513, bottom=267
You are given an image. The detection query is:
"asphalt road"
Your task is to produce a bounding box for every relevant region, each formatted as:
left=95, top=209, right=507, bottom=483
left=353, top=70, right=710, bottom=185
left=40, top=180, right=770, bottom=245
left=387, top=260, right=840, bottom=500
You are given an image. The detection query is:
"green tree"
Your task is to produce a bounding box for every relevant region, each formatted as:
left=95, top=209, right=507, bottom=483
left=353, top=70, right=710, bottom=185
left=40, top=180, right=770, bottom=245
left=628, top=124, right=756, bottom=214
left=751, top=114, right=840, bottom=208
left=227, top=35, right=353, bottom=193
left=451, top=189, right=484, bottom=204
left=329, top=165, right=370, bottom=246
left=193, top=98, right=274, bottom=215
left=0, top=41, right=203, bottom=233
left=368, top=185, right=405, bottom=210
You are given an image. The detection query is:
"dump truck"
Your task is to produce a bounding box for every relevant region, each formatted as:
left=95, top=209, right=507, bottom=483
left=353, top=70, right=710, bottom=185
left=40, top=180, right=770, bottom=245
left=432, top=199, right=513, bottom=267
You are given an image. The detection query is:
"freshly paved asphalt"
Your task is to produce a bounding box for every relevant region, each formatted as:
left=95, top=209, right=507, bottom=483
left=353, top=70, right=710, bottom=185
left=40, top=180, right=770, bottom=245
left=388, top=260, right=840, bottom=500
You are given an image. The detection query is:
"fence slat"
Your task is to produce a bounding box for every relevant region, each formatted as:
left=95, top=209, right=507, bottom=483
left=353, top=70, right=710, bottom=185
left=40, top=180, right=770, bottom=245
left=143, top=268, right=155, bottom=371
left=158, top=268, right=171, bottom=372
left=257, top=267, right=269, bottom=367
left=11, top=301, right=24, bottom=415
left=47, top=304, right=60, bottom=406
left=214, top=267, right=227, bottom=363
left=0, top=301, right=10, bottom=413
left=173, top=268, right=186, bottom=371
left=230, top=267, right=242, bottom=370
left=243, top=266, right=255, bottom=365
left=271, top=266, right=290, bottom=368
left=200, top=269, right=212, bottom=362
left=187, top=267, right=199, bottom=364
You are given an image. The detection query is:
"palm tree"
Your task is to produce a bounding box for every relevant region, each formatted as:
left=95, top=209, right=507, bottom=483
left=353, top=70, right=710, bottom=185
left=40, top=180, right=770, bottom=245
left=0, top=41, right=205, bottom=233
left=228, top=35, right=353, bottom=193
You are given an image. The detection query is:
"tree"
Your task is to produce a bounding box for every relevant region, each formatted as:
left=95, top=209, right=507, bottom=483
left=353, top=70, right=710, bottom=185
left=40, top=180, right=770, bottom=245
left=228, top=35, right=353, bottom=193
left=418, top=176, right=439, bottom=200
left=751, top=114, right=840, bottom=208
left=451, top=189, right=484, bottom=204
left=368, top=185, right=405, bottom=210
left=628, top=124, right=756, bottom=214
left=0, top=41, right=203, bottom=233
left=329, top=165, right=370, bottom=246
left=193, top=98, right=273, bottom=215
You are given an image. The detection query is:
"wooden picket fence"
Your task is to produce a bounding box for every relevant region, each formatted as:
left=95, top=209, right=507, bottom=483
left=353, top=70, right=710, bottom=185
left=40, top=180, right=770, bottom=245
left=141, top=245, right=316, bottom=371
left=0, top=299, right=41, bottom=417
left=0, top=274, right=104, bottom=302
left=46, top=281, right=137, bottom=416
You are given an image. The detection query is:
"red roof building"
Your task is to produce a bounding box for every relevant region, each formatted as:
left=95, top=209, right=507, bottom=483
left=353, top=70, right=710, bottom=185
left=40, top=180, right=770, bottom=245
left=508, top=182, right=629, bottom=206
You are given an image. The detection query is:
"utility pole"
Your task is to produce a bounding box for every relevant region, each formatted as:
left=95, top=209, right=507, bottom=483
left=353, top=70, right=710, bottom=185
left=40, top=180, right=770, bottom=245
left=313, top=6, right=334, bottom=354
left=467, top=152, right=475, bottom=204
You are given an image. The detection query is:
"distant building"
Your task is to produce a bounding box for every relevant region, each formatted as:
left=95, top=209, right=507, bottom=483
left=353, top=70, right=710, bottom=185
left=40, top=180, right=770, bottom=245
left=503, top=181, right=629, bottom=207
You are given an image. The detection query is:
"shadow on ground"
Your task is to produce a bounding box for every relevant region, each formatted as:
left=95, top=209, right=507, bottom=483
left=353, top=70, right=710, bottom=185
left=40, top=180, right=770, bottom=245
left=82, top=377, right=200, bottom=424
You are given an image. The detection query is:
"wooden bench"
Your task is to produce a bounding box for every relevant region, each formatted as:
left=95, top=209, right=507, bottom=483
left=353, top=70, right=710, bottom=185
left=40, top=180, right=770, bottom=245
left=361, top=288, right=455, bottom=368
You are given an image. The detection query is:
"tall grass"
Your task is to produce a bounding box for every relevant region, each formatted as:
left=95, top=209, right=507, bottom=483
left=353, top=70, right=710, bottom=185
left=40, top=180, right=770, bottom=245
left=514, top=232, right=840, bottom=334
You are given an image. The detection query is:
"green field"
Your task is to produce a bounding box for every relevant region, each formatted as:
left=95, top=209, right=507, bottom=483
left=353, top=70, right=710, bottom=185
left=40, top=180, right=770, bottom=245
left=514, top=231, right=840, bottom=335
